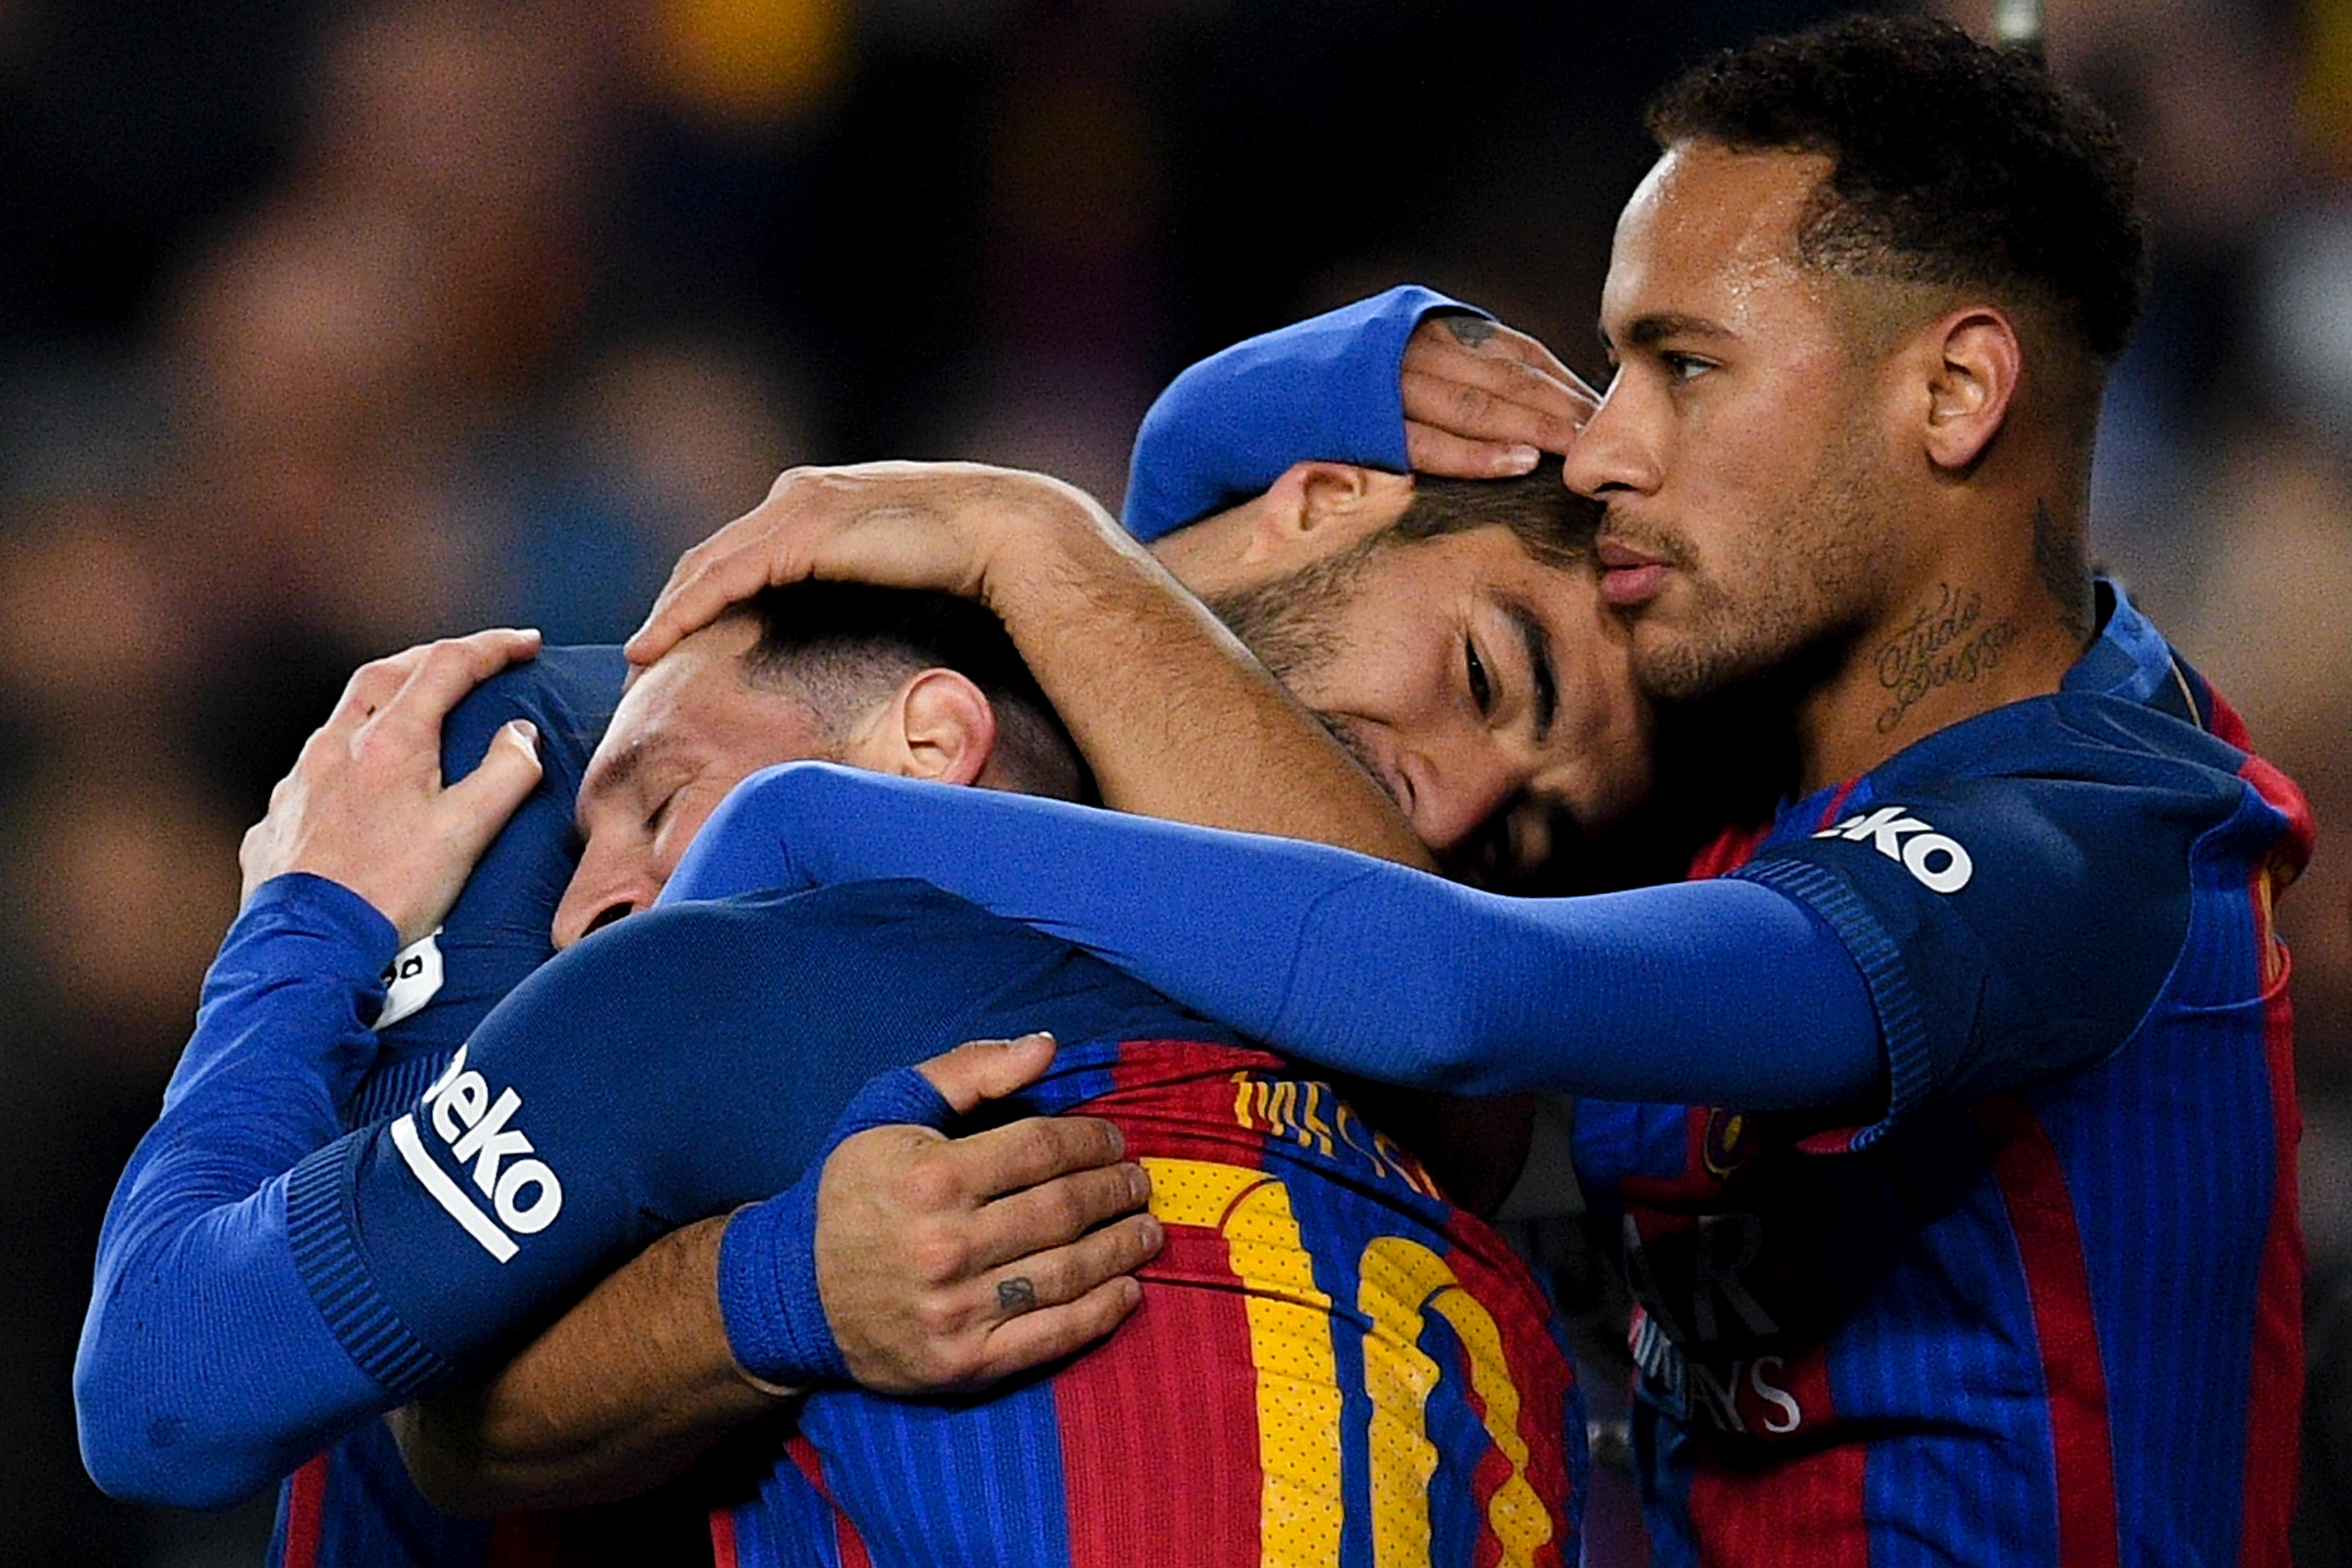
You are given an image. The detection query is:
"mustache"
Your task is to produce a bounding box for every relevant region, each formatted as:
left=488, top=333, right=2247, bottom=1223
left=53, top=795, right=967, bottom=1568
left=1596, top=506, right=1697, bottom=572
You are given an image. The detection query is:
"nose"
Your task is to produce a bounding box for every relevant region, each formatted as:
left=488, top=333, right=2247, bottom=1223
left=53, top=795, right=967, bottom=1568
left=1396, top=743, right=1527, bottom=854
left=551, top=841, right=660, bottom=949
left=1561, top=377, right=1661, bottom=500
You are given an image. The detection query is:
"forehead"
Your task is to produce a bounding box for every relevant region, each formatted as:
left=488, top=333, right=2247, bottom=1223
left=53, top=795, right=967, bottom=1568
left=1602, top=143, right=1836, bottom=329
left=1366, top=523, right=1581, bottom=601
left=582, top=619, right=775, bottom=791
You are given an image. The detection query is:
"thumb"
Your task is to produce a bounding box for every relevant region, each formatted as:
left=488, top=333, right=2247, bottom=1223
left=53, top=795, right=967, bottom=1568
left=443, top=719, right=545, bottom=860
left=915, top=1032, right=1058, bottom=1115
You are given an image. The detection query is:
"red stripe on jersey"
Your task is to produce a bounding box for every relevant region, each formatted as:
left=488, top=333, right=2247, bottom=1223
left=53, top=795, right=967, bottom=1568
left=1688, top=822, right=1772, bottom=880
left=281, top=1456, right=328, bottom=1568
left=782, top=1434, right=872, bottom=1568
left=1975, top=1097, right=2120, bottom=1568
left=2238, top=852, right=2305, bottom=1566
left=1053, top=1221, right=1262, bottom=1566
left=1685, top=1343, right=1865, bottom=1568
left=709, top=1506, right=740, bottom=1568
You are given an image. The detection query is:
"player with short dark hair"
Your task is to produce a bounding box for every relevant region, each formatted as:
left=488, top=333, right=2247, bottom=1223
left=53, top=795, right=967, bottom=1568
left=79, top=581, right=1583, bottom=1568
left=639, top=16, right=2313, bottom=1563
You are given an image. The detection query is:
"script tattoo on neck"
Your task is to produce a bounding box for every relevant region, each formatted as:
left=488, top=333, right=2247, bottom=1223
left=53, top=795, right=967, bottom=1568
left=1440, top=313, right=1498, bottom=348
left=1873, top=584, right=2016, bottom=734
left=2033, top=501, right=2093, bottom=646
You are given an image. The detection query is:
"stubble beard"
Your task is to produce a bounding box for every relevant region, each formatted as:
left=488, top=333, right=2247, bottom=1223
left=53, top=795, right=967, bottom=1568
left=1619, top=419, right=1895, bottom=704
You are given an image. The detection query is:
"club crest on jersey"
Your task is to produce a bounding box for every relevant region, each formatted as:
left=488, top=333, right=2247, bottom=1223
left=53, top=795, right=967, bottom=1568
left=1813, top=805, right=1973, bottom=893
left=388, top=1044, right=563, bottom=1262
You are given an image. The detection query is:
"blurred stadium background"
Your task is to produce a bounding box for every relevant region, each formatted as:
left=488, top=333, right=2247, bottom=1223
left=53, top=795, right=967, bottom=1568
left=0, top=0, right=2343, bottom=1561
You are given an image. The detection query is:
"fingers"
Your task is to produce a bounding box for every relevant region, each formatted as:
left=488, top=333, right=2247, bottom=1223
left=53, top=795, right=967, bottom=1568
left=955, top=1241, right=1157, bottom=1382
left=439, top=719, right=545, bottom=863
left=1405, top=420, right=1541, bottom=479
left=1400, top=313, right=1598, bottom=471
left=324, top=629, right=541, bottom=741
left=965, top=1161, right=1153, bottom=1274
left=946, top=1113, right=1129, bottom=1201
left=1400, top=361, right=1592, bottom=456
left=378, top=629, right=543, bottom=742
left=627, top=485, right=805, bottom=667
left=913, top=1032, right=1059, bottom=1115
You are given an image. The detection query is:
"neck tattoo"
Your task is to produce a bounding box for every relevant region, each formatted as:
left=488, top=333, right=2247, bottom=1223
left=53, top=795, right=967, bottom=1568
left=1873, top=583, right=2017, bottom=734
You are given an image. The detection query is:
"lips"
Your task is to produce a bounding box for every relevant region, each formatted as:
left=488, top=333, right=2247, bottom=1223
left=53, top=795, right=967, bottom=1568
left=1595, top=540, right=1671, bottom=607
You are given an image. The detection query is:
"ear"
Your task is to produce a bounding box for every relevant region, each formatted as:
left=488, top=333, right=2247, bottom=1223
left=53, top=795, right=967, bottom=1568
left=1241, top=461, right=1413, bottom=567
left=843, top=668, right=998, bottom=787
left=1920, top=307, right=2022, bottom=472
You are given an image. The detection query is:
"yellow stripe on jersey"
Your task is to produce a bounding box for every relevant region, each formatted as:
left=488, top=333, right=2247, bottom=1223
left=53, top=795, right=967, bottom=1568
left=1145, top=1157, right=1344, bottom=1568
left=1359, top=1238, right=1553, bottom=1568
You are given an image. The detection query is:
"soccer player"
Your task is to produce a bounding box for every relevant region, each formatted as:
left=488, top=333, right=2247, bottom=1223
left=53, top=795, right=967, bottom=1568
left=624, top=17, right=2314, bottom=1563
left=82, top=439, right=1627, bottom=1561
left=82, top=583, right=1584, bottom=1567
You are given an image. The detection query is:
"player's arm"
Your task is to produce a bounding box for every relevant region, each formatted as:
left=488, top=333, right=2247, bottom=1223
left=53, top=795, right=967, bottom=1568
left=75, top=631, right=546, bottom=1509
left=388, top=1035, right=1146, bottom=1513
left=388, top=1215, right=759, bottom=1514
left=673, top=763, right=1888, bottom=1109
left=627, top=460, right=1431, bottom=867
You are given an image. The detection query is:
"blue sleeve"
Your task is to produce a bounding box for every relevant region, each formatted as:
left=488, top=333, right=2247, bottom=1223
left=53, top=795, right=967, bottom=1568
left=284, top=882, right=1159, bottom=1379
left=1728, top=701, right=2233, bottom=1143
left=76, top=875, right=402, bottom=1509
left=666, top=764, right=1885, bottom=1109
left=1121, top=285, right=1484, bottom=541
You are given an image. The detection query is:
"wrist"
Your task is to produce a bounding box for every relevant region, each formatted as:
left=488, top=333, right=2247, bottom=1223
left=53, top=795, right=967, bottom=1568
left=714, top=1174, right=849, bottom=1390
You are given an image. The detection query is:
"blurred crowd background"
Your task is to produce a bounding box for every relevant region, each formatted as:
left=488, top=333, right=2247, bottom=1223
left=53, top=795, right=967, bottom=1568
left=1, top=0, right=2344, bottom=1562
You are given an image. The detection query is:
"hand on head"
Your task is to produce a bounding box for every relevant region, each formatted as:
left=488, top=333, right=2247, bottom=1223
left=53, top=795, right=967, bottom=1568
left=239, top=627, right=545, bottom=946
left=625, top=460, right=1119, bottom=671
left=1399, top=312, right=1598, bottom=479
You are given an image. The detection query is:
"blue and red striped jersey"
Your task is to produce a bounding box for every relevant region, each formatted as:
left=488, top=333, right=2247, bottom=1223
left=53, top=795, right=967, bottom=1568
left=717, top=1035, right=1582, bottom=1568
left=1572, top=585, right=2312, bottom=1566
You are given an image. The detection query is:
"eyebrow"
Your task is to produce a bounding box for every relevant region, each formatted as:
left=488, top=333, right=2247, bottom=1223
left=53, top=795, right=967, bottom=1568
left=578, top=729, right=672, bottom=823
left=1598, top=312, right=1736, bottom=353
left=1500, top=595, right=1559, bottom=745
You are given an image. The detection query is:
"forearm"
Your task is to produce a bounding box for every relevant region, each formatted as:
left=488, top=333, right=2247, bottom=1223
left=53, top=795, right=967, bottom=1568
left=393, top=1217, right=783, bottom=1514
left=685, top=766, right=1885, bottom=1107
left=986, top=503, right=1432, bottom=868
left=77, top=875, right=399, bottom=1507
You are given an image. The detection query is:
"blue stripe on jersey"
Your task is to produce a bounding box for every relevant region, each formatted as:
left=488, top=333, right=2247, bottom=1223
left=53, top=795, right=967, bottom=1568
left=2051, top=781, right=2286, bottom=1561
left=798, top=1376, right=1075, bottom=1567
left=1831, top=1154, right=2054, bottom=1564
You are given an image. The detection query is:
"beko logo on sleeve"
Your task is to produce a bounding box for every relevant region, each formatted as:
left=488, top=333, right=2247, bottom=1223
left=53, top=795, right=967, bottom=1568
left=1813, top=806, right=1974, bottom=894
left=389, top=1044, right=563, bottom=1262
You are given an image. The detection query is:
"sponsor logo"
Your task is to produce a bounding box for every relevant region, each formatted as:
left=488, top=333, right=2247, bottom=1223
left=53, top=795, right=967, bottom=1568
left=390, top=1044, right=562, bottom=1262
left=1813, top=805, right=1974, bottom=893
left=375, top=928, right=445, bottom=1030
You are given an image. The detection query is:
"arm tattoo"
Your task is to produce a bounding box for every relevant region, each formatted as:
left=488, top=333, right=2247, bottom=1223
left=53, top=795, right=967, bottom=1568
left=1438, top=313, right=1498, bottom=349
left=1874, top=583, right=2017, bottom=734
left=997, top=1276, right=1038, bottom=1313
left=2032, top=501, right=2093, bottom=646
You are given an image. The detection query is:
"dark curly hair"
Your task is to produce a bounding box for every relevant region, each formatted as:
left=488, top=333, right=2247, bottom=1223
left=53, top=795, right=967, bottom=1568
left=1646, top=13, right=2148, bottom=362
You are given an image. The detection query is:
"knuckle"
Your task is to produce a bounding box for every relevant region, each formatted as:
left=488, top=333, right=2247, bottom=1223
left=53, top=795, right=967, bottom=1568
left=1046, top=1184, right=1089, bottom=1232
left=1451, top=384, right=1496, bottom=422
left=906, top=1224, right=970, bottom=1284
left=897, top=1154, right=961, bottom=1213
left=913, top=1294, right=964, bottom=1340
